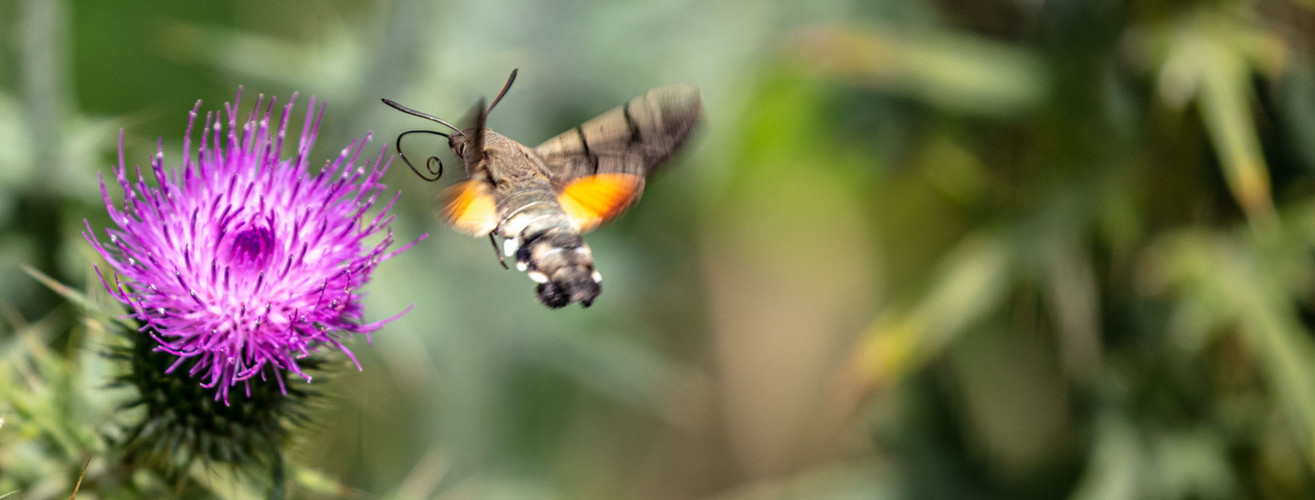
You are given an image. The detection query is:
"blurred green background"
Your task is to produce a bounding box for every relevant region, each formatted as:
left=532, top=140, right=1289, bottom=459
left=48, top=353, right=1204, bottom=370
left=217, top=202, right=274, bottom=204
left=7, top=0, right=1315, bottom=498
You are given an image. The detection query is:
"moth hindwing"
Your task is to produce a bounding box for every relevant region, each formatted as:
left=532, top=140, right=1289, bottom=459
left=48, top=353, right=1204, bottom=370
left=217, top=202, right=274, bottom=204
left=383, top=69, right=702, bottom=308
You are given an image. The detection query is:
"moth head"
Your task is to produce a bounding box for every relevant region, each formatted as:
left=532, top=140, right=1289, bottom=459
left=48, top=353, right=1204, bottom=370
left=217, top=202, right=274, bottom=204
left=448, top=129, right=495, bottom=162
left=380, top=99, right=461, bottom=182
left=381, top=69, right=520, bottom=181
left=450, top=132, right=470, bottom=160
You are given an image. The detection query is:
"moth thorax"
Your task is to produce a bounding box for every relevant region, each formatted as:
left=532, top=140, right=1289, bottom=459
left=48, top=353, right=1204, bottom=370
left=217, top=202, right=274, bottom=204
left=516, top=227, right=601, bottom=308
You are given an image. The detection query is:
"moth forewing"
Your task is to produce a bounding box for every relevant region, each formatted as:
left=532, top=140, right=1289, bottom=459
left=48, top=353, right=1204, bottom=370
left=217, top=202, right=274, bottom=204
left=535, top=84, right=703, bottom=187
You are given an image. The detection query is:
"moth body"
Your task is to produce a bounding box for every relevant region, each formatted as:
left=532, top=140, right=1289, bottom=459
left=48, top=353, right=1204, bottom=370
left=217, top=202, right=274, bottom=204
left=384, top=70, right=701, bottom=308
left=449, top=129, right=604, bottom=307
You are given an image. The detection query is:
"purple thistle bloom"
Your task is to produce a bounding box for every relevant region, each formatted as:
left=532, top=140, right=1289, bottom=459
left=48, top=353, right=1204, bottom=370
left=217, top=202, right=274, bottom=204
left=85, top=89, right=424, bottom=404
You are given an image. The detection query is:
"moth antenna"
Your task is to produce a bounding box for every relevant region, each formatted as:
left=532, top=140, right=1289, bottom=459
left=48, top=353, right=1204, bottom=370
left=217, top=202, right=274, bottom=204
left=395, top=129, right=446, bottom=182
left=488, top=234, right=509, bottom=269
left=485, top=68, right=519, bottom=116
left=381, top=98, right=462, bottom=133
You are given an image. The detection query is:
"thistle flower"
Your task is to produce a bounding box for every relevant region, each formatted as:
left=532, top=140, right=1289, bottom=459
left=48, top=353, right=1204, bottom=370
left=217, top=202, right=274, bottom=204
left=85, top=90, right=422, bottom=404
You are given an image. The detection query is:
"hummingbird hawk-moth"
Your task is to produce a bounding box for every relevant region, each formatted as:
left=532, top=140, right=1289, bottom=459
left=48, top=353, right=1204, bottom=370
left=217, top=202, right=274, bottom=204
left=382, top=69, right=702, bottom=308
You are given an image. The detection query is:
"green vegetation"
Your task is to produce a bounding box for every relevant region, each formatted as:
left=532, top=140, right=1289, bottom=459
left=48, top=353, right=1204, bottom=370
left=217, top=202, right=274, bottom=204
left=5, top=0, right=1315, bottom=498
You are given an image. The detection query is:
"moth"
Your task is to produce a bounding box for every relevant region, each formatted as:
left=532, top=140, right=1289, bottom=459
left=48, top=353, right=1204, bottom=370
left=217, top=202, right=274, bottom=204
left=382, top=69, right=702, bottom=308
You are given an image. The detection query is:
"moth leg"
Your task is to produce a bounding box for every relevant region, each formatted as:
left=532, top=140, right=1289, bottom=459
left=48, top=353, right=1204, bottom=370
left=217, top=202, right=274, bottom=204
left=488, top=233, right=509, bottom=269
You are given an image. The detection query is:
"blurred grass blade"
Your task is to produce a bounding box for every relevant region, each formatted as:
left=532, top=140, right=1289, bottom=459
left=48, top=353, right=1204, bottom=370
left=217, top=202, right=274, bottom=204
left=528, top=329, right=702, bottom=429
left=1150, top=12, right=1281, bottom=222
left=791, top=24, right=1049, bottom=117
left=839, top=233, right=1012, bottom=407
left=69, top=458, right=89, bottom=499
left=19, top=0, right=69, bottom=195
left=291, top=463, right=355, bottom=496
left=21, top=265, right=89, bottom=310
left=1150, top=232, right=1315, bottom=472
left=1045, top=244, right=1102, bottom=382
left=1069, top=416, right=1141, bottom=500
left=21, top=264, right=134, bottom=330
left=393, top=449, right=448, bottom=500
left=1196, top=51, right=1272, bottom=221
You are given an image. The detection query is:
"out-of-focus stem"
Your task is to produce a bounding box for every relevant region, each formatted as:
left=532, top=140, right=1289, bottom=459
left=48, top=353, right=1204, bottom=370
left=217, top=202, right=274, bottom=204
left=20, top=0, right=69, bottom=195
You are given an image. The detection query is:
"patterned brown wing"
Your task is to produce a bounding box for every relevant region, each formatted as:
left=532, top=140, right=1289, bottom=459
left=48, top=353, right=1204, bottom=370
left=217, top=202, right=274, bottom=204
left=535, top=84, right=702, bottom=189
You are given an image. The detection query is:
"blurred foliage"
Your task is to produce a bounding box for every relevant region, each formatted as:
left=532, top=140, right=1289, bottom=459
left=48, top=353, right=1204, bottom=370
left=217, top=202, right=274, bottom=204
left=8, top=0, right=1315, bottom=498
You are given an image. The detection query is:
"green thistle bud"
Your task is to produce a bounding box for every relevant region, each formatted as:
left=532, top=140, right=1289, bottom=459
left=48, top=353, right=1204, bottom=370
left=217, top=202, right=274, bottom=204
left=110, top=329, right=323, bottom=476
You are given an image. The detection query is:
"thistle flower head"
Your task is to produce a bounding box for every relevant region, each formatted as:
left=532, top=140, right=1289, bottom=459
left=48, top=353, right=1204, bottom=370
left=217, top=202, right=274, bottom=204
left=85, top=89, right=422, bottom=403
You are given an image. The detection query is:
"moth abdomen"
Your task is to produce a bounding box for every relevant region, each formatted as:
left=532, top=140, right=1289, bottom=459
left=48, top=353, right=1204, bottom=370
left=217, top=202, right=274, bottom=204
left=515, top=227, right=601, bottom=308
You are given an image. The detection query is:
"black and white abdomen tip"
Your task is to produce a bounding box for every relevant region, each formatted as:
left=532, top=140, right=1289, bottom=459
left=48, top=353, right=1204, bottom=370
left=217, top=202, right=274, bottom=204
left=515, top=228, right=603, bottom=308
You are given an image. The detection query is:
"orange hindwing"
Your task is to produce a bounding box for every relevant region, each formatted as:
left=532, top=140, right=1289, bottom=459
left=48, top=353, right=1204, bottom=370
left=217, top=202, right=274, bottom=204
left=439, top=180, right=498, bottom=236
left=557, top=173, right=645, bottom=232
